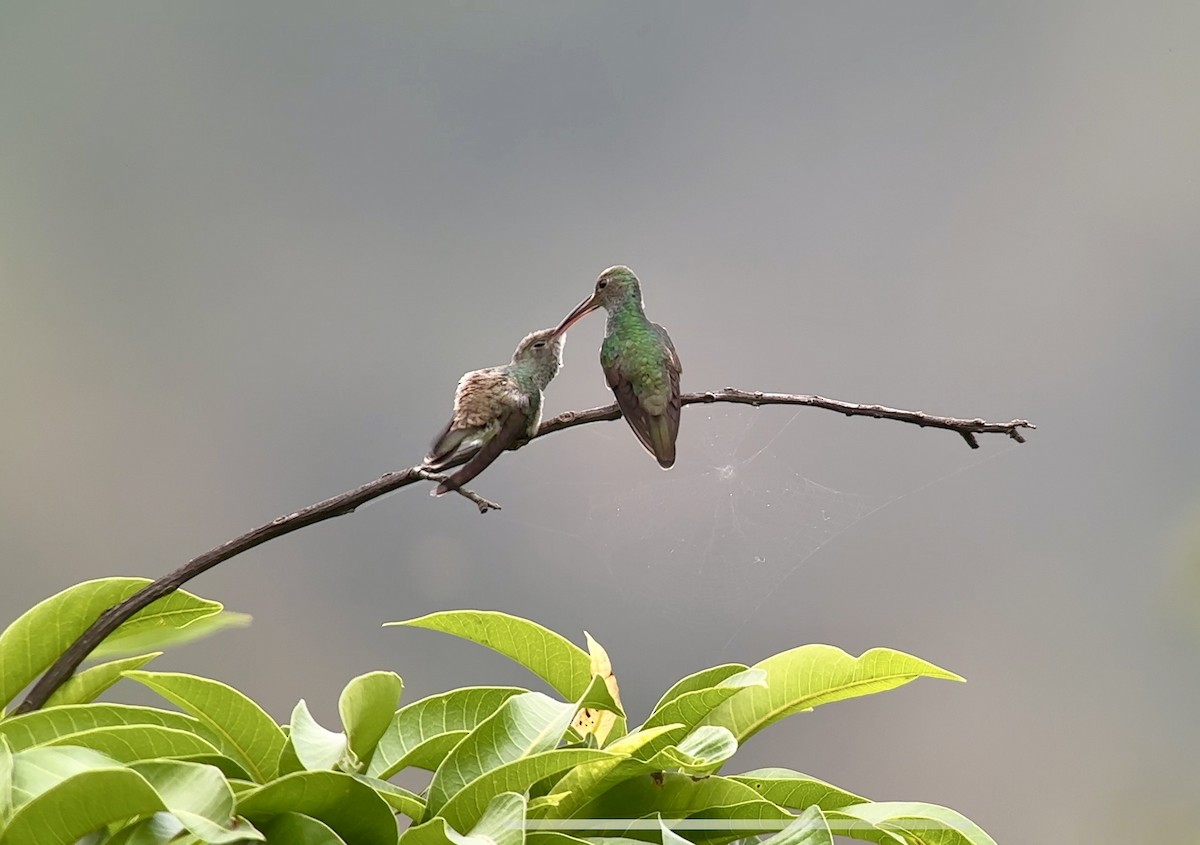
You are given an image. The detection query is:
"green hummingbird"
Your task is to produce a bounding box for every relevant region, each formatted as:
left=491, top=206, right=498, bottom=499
left=424, top=327, right=564, bottom=496
left=553, top=265, right=682, bottom=468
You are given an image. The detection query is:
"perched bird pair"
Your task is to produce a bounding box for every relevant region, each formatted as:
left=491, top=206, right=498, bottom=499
left=425, top=265, right=682, bottom=496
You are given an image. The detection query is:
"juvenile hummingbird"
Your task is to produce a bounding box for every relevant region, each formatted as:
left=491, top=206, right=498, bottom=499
left=424, top=328, right=564, bottom=496
left=553, top=265, right=681, bottom=468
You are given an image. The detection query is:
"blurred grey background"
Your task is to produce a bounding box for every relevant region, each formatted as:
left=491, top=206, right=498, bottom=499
left=2, top=2, right=1198, bottom=842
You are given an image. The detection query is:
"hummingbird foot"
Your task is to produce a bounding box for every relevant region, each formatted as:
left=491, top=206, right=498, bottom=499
left=416, top=469, right=502, bottom=514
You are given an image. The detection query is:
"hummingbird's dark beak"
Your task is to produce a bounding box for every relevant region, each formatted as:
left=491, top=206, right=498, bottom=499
left=552, top=292, right=602, bottom=338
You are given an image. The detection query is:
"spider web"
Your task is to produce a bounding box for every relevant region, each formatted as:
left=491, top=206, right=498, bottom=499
left=594, top=411, right=883, bottom=649
left=513, top=407, right=1010, bottom=657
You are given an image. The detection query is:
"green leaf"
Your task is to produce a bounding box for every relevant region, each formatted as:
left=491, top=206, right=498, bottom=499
left=290, top=699, right=350, bottom=772
left=460, top=792, right=526, bottom=845
left=0, top=738, right=13, bottom=827
left=352, top=774, right=424, bottom=820
left=699, top=646, right=962, bottom=744
left=173, top=752, right=254, bottom=781
left=831, top=802, right=997, bottom=845
left=278, top=733, right=306, bottom=777
left=610, top=725, right=735, bottom=781
left=658, top=726, right=737, bottom=773
left=527, top=792, right=569, bottom=816
left=818, top=811, right=908, bottom=845
left=577, top=673, right=625, bottom=719
left=100, top=812, right=186, bottom=845
left=43, top=652, right=162, bottom=708
left=541, top=722, right=734, bottom=822
left=338, top=671, right=402, bottom=767
left=527, top=834, right=591, bottom=845
left=0, top=765, right=164, bottom=845
left=635, top=670, right=764, bottom=764
left=46, top=723, right=224, bottom=762
left=573, top=772, right=785, bottom=826
left=95, top=816, right=171, bottom=845
left=650, top=665, right=750, bottom=715
left=92, top=610, right=252, bottom=659
left=263, top=812, right=349, bottom=845
left=402, top=792, right=525, bottom=845
left=682, top=800, right=799, bottom=845
left=0, top=577, right=224, bottom=711
left=728, top=768, right=865, bottom=811
left=642, top=670, right=765, bottom=736
left=659, top=816, right=692, bottom=845
left=7, top=748, right=256, bottom=843
left=367, top=687, right=524, bottom=779
left=668, top=806, right=807, bottom=845
left=398, top=817, right=451, bottom=845
left=0, top=703, right=217, bottom=753
left=237, top=771, right=398, bottom=845
left=541, top=724, right=685, bottom=820
left=7, top=745, right=122, bottom=807
left=426, top=691, right=577, bottom=816
left=437, top=748, right=617, bottom=832
left=756, top=806, right=833, bottom=845
left=390, top=611, right=591, bottom=699
left=131, top=759, right=264, bottom=843
left=373, top=731, right=465, bottom=779
left=661, top=805, right=831, bottom=845
left=125, top=670, right=286, bottom=783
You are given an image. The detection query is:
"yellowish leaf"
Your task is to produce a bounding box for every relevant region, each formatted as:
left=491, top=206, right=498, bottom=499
left=573, top=632, right=622, bottom=745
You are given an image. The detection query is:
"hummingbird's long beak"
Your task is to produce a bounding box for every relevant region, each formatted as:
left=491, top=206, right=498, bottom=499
left=552, top=292, right=602, bottom=338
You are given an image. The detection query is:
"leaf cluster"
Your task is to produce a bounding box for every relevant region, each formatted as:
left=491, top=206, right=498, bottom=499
left=0, top=580, right=996, bottom=845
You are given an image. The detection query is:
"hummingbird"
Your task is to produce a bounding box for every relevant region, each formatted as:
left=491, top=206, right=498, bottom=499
left=552, top=265, right=681, bottom=469
left=424, top=328, right=564, bottom=496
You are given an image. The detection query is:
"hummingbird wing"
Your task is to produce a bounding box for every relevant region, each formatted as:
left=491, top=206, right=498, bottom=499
left=651, top=322, right=683, bottom=468
left=424, top=368, right=509, bottom=469
left=603, top=324, right=682, bottom=469
left=434, top=403, right=532, bottom=496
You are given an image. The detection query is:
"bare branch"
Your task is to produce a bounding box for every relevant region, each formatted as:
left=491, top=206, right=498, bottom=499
left=14, top=388, right=1033, bottom=714
left=536, top=389, right=1034, bottom=447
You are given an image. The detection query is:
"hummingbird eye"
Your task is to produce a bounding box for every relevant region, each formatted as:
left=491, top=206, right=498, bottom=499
left=532, top=340, right=546, bottom=349
left=596, top=279, right=608, bottom=290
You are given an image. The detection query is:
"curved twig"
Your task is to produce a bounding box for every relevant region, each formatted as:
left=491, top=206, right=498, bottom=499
left=14, top=388, right=1033, bottom=713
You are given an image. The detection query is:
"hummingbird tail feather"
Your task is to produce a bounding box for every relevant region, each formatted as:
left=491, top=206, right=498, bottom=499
left=425, top=426, right=470, bottom=470
left=647, top=414, right=677, bottom=469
